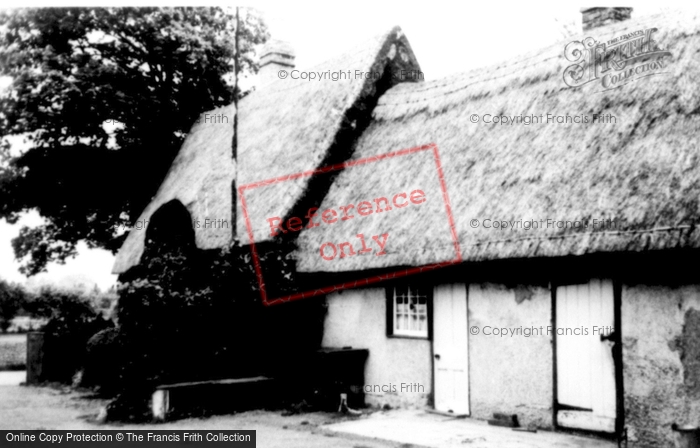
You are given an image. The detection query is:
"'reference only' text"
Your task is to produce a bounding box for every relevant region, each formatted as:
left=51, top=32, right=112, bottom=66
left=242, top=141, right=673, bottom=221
left=266, top=189, right=427, bottom=261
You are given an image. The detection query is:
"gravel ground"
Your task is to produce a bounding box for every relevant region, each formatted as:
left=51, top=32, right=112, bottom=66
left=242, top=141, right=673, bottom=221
left=0, top=384, right=400, bottom=448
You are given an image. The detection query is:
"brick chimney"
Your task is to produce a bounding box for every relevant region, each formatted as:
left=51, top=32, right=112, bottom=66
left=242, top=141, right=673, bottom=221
left=581, top=7, right=633, bottom=31
left=258, top=39, right=295, bottom=87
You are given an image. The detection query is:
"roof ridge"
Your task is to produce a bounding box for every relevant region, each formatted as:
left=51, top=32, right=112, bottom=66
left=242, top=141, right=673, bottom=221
left=379, top=54, right=561, bottom=106
left=378, top=10, right=693, bottom=105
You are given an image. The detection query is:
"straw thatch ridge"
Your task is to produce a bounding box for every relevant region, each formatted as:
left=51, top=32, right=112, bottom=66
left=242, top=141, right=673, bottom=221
left=295, top=10, right=700, bottom=273
left=113, top=27, right=421, bottom=274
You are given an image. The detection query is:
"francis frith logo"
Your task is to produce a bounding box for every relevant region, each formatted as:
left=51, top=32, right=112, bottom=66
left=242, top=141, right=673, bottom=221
left=563, top=27, right=671, bottom=90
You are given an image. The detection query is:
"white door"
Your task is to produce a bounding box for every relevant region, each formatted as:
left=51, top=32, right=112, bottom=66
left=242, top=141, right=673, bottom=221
left=433, top=283, right=469, bottom=415
left=556, top=279, right=617, bottom=433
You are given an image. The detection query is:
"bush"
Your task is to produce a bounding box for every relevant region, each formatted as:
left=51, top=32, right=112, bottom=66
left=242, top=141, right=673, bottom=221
left=96, top=202, right=327, bottom=419
left=34, top=288, right=113, bottom=383
left=115, top=247, right=238, bottom=390
left=110, top=243, right=327, bottom=391
left=0, top=280, right=26, bottom=333
left=82, top=327, right=124, bottom=394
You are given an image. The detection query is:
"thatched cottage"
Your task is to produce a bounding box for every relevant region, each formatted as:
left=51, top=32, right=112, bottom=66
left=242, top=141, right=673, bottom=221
left=114, top=8, right=700, bottom=447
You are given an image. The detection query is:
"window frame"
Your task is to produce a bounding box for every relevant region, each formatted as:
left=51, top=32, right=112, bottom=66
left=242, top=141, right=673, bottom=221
left=386, top=283, right=432, bottom=340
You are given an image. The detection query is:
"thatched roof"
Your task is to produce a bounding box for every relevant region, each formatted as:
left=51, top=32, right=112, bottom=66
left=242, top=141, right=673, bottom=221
left=112, top=103, right=236, bottom=274
left=113, top=27, right=421, bottom=274
left=295, top=10, right=700, bottom=273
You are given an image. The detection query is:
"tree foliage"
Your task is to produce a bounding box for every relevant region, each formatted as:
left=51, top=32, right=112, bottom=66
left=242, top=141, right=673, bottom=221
left=0, top=279, right=27, bottom=332
left=0, top=7, right=268, bottom=275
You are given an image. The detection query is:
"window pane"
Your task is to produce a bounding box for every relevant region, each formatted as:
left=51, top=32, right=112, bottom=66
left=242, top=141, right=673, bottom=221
left=392, top=285, right=429, bottom=337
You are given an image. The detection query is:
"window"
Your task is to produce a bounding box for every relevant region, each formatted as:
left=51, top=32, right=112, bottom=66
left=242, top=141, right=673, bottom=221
left=387, top=285, right=430, bottom=338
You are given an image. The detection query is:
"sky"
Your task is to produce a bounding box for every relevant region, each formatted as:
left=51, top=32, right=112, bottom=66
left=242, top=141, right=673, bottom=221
left=0, top=1, right=689, bottom=290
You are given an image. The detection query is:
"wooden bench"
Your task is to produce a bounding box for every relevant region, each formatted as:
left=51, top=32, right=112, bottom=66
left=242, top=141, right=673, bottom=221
left=151, top=376, right=275, bottom=420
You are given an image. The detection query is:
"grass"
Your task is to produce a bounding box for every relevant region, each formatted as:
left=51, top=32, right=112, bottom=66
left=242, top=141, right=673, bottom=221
left=0, top=333, right=27, bottom=371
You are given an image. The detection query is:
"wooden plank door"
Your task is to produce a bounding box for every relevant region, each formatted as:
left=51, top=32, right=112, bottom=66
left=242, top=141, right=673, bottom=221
left=556, top=279, right=617, bottom=433
left=433, top=283, right=470, bottom=415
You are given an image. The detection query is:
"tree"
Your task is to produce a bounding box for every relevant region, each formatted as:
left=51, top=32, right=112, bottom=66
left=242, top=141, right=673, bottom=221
left=0, top=279, right=26, bottom=332
left=0, top=7, right=268, bottom=275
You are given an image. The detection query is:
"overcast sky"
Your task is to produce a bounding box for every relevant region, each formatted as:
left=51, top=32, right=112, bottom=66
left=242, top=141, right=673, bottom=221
left=0, top=1, right=690, bottom=289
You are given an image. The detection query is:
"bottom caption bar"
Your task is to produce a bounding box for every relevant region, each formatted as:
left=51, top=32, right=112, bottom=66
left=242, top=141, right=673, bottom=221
left=1, top=431, right=256, bottom=447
